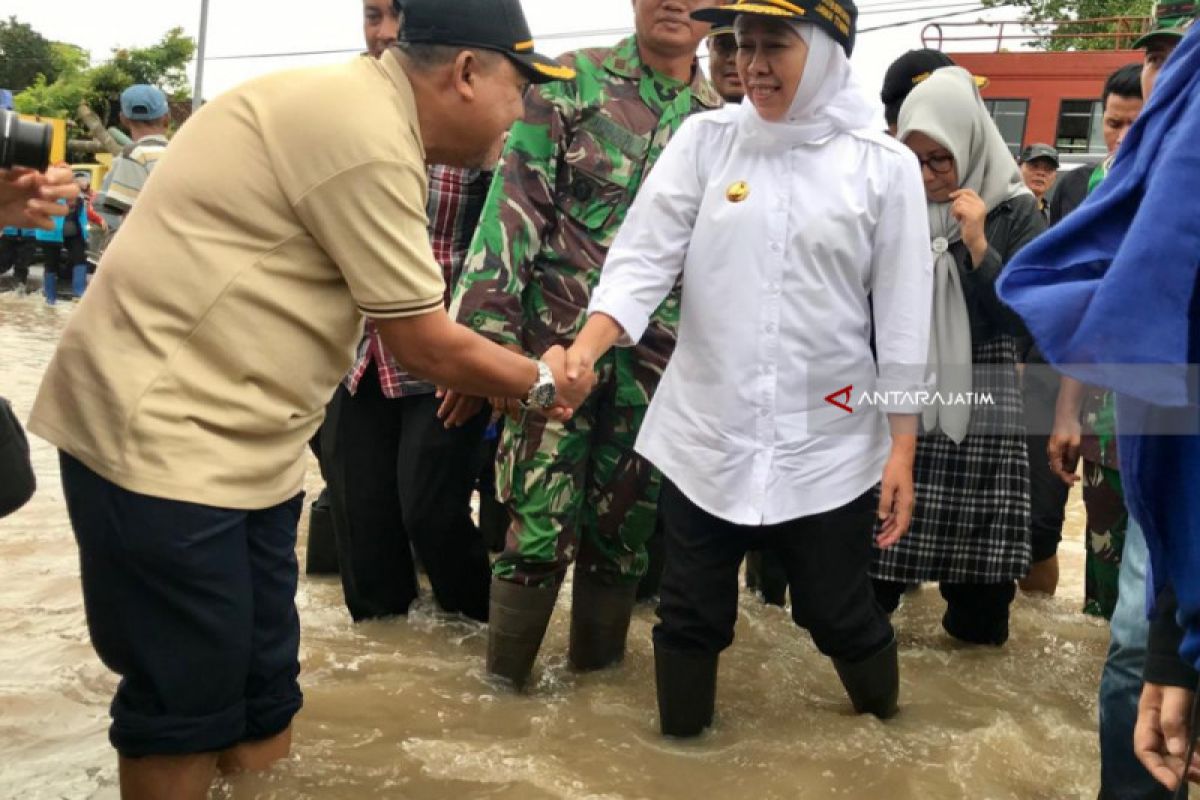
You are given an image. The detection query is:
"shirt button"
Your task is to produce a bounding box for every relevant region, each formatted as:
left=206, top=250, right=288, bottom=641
left=759, top=408, right=769, bottom=417
left=765, top=324, right=776, bottom=333
left=770, top=243, right=782, bottom=253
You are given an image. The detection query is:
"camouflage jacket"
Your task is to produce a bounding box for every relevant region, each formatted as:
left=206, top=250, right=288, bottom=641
left=451, top=37, right=720, bottom=405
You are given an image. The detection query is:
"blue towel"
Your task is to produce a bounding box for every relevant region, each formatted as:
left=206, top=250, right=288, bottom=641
left=997, top=25, right=1200, bottom=669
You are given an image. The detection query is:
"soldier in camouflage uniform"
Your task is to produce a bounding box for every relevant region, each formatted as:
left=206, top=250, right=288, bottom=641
left=451, top=1, right=721, bottom=689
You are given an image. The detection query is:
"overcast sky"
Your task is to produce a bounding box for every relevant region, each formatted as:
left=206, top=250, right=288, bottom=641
left=4, top=1, right=1016, bottom=103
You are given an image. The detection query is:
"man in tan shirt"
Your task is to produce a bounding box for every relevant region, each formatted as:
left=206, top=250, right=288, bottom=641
left=28, top=2, right=586, bottom=797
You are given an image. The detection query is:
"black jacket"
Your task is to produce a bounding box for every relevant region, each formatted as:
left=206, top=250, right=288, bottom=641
left=949, top=192, right=1047, bottom=346
left=1145, top=586, right=1200, bottom=689
left=1048, top=164, right=1097, bottom=226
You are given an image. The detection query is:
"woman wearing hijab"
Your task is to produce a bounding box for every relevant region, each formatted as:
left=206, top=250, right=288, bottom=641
left=870, top=68, right=1045, bottom=646
left=561, top=0, right=933, bottom=737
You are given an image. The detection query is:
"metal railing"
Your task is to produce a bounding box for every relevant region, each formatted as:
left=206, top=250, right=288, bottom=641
left=922, top=15, right=1153, bottom=52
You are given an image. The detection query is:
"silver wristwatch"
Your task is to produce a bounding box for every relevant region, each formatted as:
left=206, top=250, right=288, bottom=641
left=522, top=360, right=557, bottom=409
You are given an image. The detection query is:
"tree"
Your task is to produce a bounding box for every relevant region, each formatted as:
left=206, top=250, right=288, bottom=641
left=14, top=28, right=195, bottom=123
left=0, top=16, right=58, bottom=92
left=982, top=0, right=1155, bottom=50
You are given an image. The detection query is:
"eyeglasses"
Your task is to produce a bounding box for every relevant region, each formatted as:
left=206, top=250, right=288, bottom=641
left=916, top=153, right=954, bottom=175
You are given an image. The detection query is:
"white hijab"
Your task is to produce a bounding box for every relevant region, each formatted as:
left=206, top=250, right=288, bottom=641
left=735, top=20, right=878, bottom=148
left=898, top=67, right=1030, bottom=444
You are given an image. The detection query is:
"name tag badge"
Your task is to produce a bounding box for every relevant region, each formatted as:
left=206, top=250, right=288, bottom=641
left=726, top=181, right=750, bottom=203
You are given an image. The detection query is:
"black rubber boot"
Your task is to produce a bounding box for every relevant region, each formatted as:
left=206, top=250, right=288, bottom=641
left=569, top=571, right=639, bottom=671
left=486, top=578, right=559, bottom=691
left=654, top=642, right=718, bottom=738
left=942, top=606, right=1010, bottom=646
left=304, top=489, right=340, bottom=576
left=833, top=638, right=900, bottom=719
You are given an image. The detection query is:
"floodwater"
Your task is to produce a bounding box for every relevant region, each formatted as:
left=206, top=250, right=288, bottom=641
left=0, top=291, right=1109, bottom=799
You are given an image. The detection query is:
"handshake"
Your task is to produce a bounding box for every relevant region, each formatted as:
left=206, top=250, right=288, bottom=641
left=436, top=343, right=602, bottom=428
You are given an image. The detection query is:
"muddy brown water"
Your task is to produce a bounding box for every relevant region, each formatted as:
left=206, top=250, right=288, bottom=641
left=0, top=293, right=1108, bottom=799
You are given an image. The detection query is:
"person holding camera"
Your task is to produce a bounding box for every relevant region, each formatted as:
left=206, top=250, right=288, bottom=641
left=0, top=113, right=78, bottom=522
left=0, top=166, right=79, bottom=230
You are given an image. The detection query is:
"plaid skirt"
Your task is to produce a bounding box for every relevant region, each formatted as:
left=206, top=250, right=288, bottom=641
left=871, top=335, right=1032, bottom=584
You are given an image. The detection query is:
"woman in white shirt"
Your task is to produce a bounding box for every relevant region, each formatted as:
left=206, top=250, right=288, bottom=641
left=563, top=0, right=933, bottom=737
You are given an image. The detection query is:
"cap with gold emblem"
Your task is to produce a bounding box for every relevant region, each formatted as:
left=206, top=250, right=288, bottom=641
left=1133, top=0, right=1198, bottom=48
left=692, top=0, right=858, bottom=56
left=880, top=49, right=988, bottom=126
left=396, top=0, right=575, bottom=83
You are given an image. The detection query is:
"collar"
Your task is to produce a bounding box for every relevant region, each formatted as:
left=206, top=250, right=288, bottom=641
left=379, top=49, right=427, bottom=162
left=135, top=134, right=169, bottom=145
left=602, top=36, right=722, bottom=109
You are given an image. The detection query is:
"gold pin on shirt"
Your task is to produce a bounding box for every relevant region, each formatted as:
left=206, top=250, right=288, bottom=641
left=726, top=181, right=750, bottom=203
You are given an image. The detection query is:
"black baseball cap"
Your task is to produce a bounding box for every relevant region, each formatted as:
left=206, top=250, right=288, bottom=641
left=692, top=0, right=859, bottom=57
left=1020, top=143, right=1060, bottom=167
left=396, top=0, right=575, bottom=84
left=881, top=49, right=989, bottom=118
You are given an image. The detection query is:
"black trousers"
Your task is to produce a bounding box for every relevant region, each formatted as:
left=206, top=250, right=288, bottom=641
left=60, top=453, right=303, bottom=756
left=1023, top=352, right=1069, bottom=563
left=654, top=480, right=893, bottom=662
left=41, top=237, right=87, bottom=279
left=0, top=235, right=36, bottom=282
left=872, top=578, right=1017, bottom=645
left=323, top=366, right=491, bottom=622
left=476, top=432, right=507, bottom=554
left=744, top=548, right=789, bottom=607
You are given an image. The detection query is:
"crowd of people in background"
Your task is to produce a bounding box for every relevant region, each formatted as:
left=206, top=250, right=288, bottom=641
left=1, top=0, right=1199, bottom=798
left=0, top=82, right=169, bottom=302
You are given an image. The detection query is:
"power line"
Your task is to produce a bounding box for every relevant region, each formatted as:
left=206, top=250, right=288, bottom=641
left=858, top=0, right=971, bottom=9
left=205, top=47, right=360, bottom=61
left=204, top=25, right=638, bottom=61
left=7, top=4, right=1016, bottom=67
left=861, top=2, right=988, bottom=15
left=861, top=4, right=993, bottom=34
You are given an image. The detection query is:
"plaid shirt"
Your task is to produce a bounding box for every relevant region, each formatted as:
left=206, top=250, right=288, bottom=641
left=344, top=165, right=493, bottom=397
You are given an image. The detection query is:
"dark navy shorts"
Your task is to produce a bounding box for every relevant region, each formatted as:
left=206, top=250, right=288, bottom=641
left=60, top=452, right=304, bottom=757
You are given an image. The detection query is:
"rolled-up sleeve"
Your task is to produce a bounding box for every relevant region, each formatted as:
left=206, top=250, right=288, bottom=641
left=870, top=151, right=934, bottom=414
left=589, top=117, right=705, bottom=346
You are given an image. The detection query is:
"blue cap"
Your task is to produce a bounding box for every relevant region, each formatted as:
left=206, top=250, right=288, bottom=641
left=0, top=89, right=13, bottom=111
left=120, top=85, right=168, bottom=121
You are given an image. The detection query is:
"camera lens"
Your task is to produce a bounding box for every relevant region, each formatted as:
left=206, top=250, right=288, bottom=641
left=0, top=110, right=53, bottom=172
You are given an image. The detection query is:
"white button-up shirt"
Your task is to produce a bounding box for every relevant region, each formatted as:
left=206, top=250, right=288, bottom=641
left=590, top=108, right=933, bottom=526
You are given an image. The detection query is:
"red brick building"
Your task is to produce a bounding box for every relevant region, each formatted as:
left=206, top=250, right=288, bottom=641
left=949, top=50, right=1144, bottom=164
left=921, top=17, right=1151, bottom=165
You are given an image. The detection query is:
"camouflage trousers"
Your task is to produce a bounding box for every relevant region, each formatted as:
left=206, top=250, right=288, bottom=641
left=492, top=370, right=661, bottom=588
left=1083, top=460, right=1127, bottom=620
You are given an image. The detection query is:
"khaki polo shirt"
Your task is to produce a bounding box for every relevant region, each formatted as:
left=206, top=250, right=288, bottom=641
left=29, top=51, right=445, bottom=509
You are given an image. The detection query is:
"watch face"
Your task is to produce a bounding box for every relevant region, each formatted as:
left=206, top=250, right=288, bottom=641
left=532, top=382, right=557, bottom=408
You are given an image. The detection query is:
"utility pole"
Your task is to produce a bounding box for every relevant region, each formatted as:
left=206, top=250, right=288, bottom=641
left=193, top=0, right=210, bottom=113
